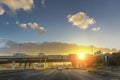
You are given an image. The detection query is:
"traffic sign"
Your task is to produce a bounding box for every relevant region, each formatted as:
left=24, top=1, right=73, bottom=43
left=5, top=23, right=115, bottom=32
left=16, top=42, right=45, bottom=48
left=104, top=55, right=108, bottom=61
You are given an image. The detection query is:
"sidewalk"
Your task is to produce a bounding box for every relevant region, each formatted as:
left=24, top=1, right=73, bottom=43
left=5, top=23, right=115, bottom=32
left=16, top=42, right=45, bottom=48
left=87, top=68, right=120, bottom=79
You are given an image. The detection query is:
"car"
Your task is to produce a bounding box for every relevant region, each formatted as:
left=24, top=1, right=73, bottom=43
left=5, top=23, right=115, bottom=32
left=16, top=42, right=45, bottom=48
left=57, top=66, right=63, bottom=71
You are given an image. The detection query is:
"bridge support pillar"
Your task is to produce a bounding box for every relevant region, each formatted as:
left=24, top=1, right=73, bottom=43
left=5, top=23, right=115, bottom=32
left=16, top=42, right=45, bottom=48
left=11, top=61, right=15, bottom=70
left=48, top=63, right=53, bottom=68
left=24, top=63, right=27, bottom=69
left=19, top=63, right=22, bottom=69
left=71, top=61, right=79, bottom=68
left=76, top=62, right=79, bottom=68
left=44, top=63, right=46, bottom=69
left=28, top=63, right=31, bottom=68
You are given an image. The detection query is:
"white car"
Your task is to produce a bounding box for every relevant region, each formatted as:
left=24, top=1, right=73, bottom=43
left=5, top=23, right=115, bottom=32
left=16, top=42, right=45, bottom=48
left=57, top=66, right=63, bottom=71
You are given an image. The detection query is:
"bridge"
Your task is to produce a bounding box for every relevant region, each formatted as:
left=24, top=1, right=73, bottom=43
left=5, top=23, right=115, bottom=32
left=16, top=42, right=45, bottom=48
left=0, top=56, right=69, bottom=64
left=0, top=54, right=75, bottom=70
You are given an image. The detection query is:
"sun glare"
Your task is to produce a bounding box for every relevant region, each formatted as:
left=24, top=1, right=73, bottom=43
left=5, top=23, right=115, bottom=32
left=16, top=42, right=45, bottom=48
left=77, top=53, right=86, bottom=60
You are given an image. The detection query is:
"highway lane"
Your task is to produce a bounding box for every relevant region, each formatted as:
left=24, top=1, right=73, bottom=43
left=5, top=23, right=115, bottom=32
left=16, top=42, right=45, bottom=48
left=0, top=69, right=119, bottom=80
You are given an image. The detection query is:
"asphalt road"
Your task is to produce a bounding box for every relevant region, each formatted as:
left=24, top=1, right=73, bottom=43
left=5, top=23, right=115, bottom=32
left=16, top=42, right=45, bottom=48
left=0, top=69, right=119, bottom=80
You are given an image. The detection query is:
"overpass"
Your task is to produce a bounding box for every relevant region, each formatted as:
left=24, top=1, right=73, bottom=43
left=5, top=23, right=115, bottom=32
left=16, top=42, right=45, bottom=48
left=0, top=55, right=72, bottom=69
left=0, top=56, right=69, bottom=64
left=0, top=54, right=85, bottom=70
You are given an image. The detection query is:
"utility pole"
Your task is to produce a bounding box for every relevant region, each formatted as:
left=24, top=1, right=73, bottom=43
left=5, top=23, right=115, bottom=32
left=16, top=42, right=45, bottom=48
left=90, top=45, right=94, bottom=54
left=41, top=43, right=42, bottom=53
left=18, top=44, right=22, bottom=53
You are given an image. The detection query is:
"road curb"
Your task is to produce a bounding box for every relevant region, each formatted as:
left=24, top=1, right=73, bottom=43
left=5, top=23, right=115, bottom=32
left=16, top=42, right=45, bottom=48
left=106, top=71, right=120, bottom=78
left=0, top=69, right=35, bottom=75
left=87, top=69, right=120, bottom=78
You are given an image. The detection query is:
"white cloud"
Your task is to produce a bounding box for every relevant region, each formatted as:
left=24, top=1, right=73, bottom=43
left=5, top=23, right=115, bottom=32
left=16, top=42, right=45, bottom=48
left=28, top=23, right=37, bottom=29
left=6, top=22, right=9, bottom=24
left=41, top=0, right=46, bottom=6
left=16, top=21, right=20, bottom=25
left=67, top=12, right=95, bottom=29
left=28, top=23, right=46, bottom=33
left=16, top=22, right=46, bottom=34
left=0, top=38, right=7, bottom=48
left=91, top=27, right=100, bottom=31
left=20, top=23, right=27, bottom=28
left=0, top=0, right=34, bottom=13
left=0, top=37, right=4, bottom=40
left=0, top=7, right=5, bottom=15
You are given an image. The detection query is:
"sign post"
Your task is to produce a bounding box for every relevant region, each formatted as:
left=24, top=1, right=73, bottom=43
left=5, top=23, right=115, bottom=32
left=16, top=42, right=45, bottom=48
left=104, top=55, right=109, bottom=70
left=12, top=61, right=15, bottom=70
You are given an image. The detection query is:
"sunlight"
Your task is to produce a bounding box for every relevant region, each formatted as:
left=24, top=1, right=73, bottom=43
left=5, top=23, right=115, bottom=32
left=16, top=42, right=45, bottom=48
left=77, top=53, right=86, bottom=60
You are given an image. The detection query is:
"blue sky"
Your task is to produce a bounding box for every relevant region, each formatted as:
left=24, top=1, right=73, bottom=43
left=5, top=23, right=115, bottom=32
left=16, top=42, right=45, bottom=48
left=0, top=0, right=120, bottom=49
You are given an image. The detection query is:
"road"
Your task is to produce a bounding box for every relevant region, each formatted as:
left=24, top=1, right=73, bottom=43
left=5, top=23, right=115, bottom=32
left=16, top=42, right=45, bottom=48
left=0, top=69, right=119, bottom=80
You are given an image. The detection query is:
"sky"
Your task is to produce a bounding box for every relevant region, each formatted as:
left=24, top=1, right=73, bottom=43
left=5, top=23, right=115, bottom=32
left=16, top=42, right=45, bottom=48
left=0, top=0, right=120, bottom=49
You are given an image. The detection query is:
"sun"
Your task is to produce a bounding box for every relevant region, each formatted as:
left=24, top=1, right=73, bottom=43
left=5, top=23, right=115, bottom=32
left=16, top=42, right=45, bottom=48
left=77, top=53, right=86, bottom=60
